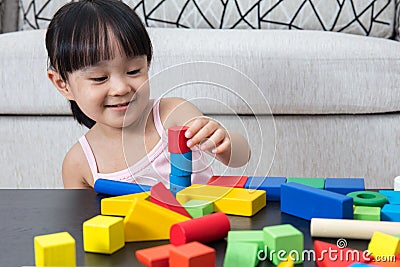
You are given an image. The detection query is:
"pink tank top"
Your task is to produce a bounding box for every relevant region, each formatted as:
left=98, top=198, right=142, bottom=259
left=79, top=99, right=213, bottom=188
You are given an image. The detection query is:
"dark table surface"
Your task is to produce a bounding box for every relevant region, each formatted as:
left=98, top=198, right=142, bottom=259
left=0, top=189, right=372, bottom=267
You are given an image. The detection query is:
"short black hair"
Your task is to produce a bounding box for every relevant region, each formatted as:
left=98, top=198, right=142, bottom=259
left=45, top=0, right=152, bottom=128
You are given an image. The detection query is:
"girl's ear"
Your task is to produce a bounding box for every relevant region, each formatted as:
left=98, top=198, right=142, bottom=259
left=47, top=70, right=75, bottom=100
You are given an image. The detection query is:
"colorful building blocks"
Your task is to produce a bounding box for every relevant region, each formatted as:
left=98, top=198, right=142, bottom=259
left=170, top=151, right=192, bottom=176
left=245, top=176, right=286, bottom=201
left=176, top=184, right=266, bottom=216
left=347, top=191, right=387, bottom=207
left=314, top=240, right=373, bottom=267
left=169, top=241, right=216, bottom=267
left=124, top=198, right=190, bottom=242
left=94, top=178, right=151, bottom=196
left=324, top=178, right=365, bottom=195
left=207, top=175, right=249, bottom=188
left=368, top=232, right=400, bottom=258
left=170, top=212, right=230, bottom=245
left=135, top=244, right=174, bottom=267
left=34, top=232, right=76, bottom=267
left=169, top=174, right=192, bottom=196
left=310, top=218, right=400, bottom=239
left=227, top=230, right=264, bottom=251
left=379, top=190, right=400, bottom=205
left=101, top=192, right=150, bottom=216
left=168, top=126, right=191, bottom=154
left=150, top=182, right=192, bottom=218
left=263, top=224, right=304, bottom=265
left=286, top=177, right=325, bottom=189
left=223, top=242, right=259, bottom=267
left=381, top=204, right=400, bottom=222
left=182, top=199, right=214, bottom=218
left=83, top=215, right=124, bottom=254
left=354, top=206, right=381, bottom=221
left=281, top=183, right=353, bottom=220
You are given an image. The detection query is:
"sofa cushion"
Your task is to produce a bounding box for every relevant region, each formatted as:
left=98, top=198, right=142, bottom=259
left=1, top=28, right=400, bottom=115
left=19, top=0, right=395, bottom=39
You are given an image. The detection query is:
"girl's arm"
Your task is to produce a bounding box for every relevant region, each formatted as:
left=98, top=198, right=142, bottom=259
left=162, top=98, right=251, bottom=168
left=62, top=145, right=92, bottom=189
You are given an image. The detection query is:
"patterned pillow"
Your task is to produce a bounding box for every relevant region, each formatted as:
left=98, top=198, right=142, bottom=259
left=19, top=0, right=395, bottom=38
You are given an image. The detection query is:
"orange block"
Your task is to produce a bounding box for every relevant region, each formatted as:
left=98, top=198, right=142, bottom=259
left=135, top=244, right=173, bottom=267
left=207, top=176, right=248, bottom=188
left=370, top=255, right=400, bottom=266
left=169, top=241, right=215, bottom=267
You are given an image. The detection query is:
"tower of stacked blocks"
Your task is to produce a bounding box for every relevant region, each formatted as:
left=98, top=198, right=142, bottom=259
left=168, top=126, right=192, bottom=196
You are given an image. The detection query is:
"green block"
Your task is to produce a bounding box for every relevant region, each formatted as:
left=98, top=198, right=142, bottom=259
left=286, top=177, right=325, bottom=189
left=263, top=224, right=304, bottom=265
left=354, top=206, right=381, bottom=221
left=227, top=230, right=264, bottom=251
left=223, top=242, right=259, bottom=267
left=396, top=234, right=400, bottom=239
left=183, top=199, right=214, bottom=218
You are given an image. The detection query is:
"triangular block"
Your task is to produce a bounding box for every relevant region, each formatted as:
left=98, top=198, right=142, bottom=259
left=150, top=182, right=192, bottom=218
left=101, top=192, right=150, bottom=216
left=124, top=198, right=190, bottom=242
left=314, top=240, right=373, bottom=267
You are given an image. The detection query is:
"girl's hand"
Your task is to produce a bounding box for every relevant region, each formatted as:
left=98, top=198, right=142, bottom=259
left=184, top=117, right=231, bottom=154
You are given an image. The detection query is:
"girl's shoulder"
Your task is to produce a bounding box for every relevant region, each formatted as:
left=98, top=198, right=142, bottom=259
left=158, top=97, right=203, bottom=128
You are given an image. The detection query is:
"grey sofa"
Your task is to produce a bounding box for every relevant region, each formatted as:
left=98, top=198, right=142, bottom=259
left=1, top=0, right=400, bottom=188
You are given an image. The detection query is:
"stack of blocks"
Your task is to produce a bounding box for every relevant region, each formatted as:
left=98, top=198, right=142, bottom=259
left=168, top=126, right=192, bottom=196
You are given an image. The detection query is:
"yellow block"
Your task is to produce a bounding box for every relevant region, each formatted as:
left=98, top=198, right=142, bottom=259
left=368, top=231, right=400, bottom=258
left=83, top=215, right=125, bottom=254
left=277, top=254, right=294, bottom=267
left=176, top=184, right=266, bottom=216
left=124, top=198, right=190, bottom=242
left=101, top=192, right=150, bottom=216
left=34, top=232, right=76, bottom=267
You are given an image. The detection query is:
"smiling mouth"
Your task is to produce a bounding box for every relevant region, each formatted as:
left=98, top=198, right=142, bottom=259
left=105, top=102, right=130, bottom=108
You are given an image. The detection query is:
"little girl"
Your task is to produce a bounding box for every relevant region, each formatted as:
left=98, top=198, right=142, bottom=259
left=46, top=0, right=251, bottom=189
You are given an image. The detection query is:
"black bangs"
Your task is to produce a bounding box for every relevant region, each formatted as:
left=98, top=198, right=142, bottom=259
left=46, top=0, right=152, bottom=81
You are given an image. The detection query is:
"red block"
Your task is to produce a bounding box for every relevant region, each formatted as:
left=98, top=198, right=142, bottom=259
left=135, top=244, right=173, bottom=267
left=314, top=240, right=373, bottom=267
left=170, top=212, right=230, bottom=245
left=370, top=255, right=400, bottom=266
left=168, top=126, right=191, bottom=154
left=169, top=241, right=215, bottom=267
left=207, top=176, right=249, bottom=188
left=150, top=182, right=192, bottom=218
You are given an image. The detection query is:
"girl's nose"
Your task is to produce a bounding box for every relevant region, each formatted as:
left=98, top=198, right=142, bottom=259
left=109, top=78, right=133, bottom=96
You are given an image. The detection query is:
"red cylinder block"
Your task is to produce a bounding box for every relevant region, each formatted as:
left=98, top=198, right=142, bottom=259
left=168, top=126, right=191, bottom=154
left=170, top=212, right=231, bottom=245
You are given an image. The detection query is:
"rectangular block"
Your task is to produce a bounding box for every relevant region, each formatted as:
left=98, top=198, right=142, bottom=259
left=381, top=204, right=400, bottom=222
left=354, top=206, right=381, bottom=221
left=207, top=176, right=249, bottom=188
left=379, top=190, right=400, bottom=205
left=176, top=184, right=266, bottom=216
left=245, top=176, right=286, bottom=201
left=325, top=178, right=365, bottom=195
left=281, top=182, right=353, bottom=221
left=101, top=192, right=150, bottom=216
left=224, top=242, right=259, bottom=267
left=286, top=177, right=325, bottom=189
left=368, top=232, right=400, bottom=258
left=94, top=178, right=151, bottom=196
left=227, top=230, right=264, bottom=251
left=170, top=241, right=215, bottom=267
left=135, top=244, right=173, bottom=267
left=34, top=232, right=76, bottom=267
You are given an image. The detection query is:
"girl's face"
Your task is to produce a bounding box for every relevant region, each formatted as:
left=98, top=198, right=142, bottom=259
left=65, top=54, right=150, bottom=129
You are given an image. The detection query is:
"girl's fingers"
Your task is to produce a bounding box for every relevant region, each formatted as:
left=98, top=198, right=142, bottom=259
left=185, top=117, right=208, bottom=139
left=214, top=136, right=231, bottom=154
left=199, top=128, right=225, bottom=151
left=187, top=120, right=219, bottom=147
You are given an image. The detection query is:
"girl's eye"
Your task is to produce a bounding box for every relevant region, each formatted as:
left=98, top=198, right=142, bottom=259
left=127, top=69, right=140, bottom=75
left=91, top=76, right=108, bottom=82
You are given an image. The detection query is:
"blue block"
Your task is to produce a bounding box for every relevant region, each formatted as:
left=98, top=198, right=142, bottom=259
left=94, top=178, right=151, bottom=196
left=170, top=151, right=192, bottom=176
left=281, top=182, right=354, bottom=221
left=379, top=190, right=400, bottom=205
left=245, top=176, right=286, bottom=201
left=324, top=178, right=365, bottom=195
left=169, top=174, right=191, bottom=196
left=348, top=264, right=371, bottom=267
left=381, top=204, right=400, bottom=222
